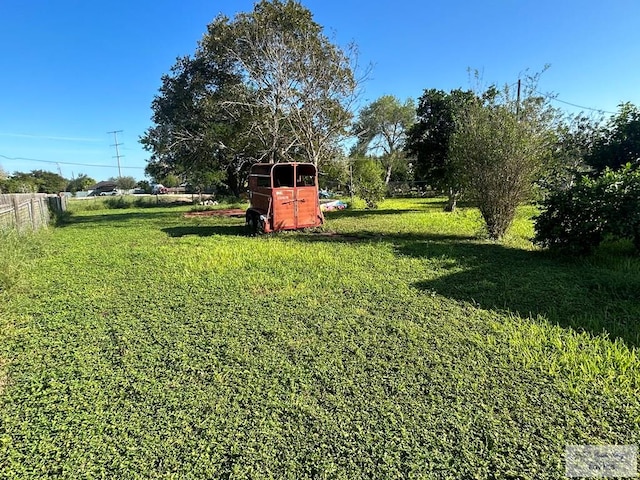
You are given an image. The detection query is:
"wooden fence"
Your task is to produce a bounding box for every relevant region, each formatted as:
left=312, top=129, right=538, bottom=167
left=0, top=193, right=67, bottom=233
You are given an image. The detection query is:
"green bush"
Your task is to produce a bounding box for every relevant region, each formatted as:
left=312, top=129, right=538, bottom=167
left=103, top=196, right=131, bottom=209
left=535, top=164, right=640, bottom=253
left=352, top=157, right=386, bottom=209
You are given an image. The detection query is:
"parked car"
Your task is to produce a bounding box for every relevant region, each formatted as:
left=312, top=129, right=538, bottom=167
left=99, top=189, right=118, bottom=196
left=152, top=184, right=168, bottom=195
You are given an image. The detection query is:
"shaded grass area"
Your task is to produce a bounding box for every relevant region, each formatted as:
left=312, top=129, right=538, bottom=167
left=0, top=198, right=639, bottom=478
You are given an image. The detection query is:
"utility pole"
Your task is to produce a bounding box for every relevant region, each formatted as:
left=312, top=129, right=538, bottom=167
left=107, top=130, right=124, bottom=178
left=516, top=79, right=521, bottom=120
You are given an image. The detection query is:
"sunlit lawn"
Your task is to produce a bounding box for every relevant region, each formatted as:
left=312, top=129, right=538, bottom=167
left=1, top=197, right=638, bottom=478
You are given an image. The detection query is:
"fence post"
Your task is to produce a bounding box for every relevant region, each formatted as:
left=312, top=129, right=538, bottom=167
left=12, top=197, right=21, bottom=232
left=30, top=198, right=37, bottom=230
left=44, top=197, right=51, bottom=225
left=39, top=197, right=46, bottom=226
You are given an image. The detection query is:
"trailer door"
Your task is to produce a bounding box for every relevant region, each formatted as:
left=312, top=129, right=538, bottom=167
left=294, top=164, right=321, bottom=228
left=272, top=164, right=296, bottom=230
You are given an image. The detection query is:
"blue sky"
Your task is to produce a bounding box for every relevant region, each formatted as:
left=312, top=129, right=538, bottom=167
left=1, top=0, right=639, bottom=182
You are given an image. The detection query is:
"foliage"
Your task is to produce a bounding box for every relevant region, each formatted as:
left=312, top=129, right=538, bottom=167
left=586, top=102, right=640, bottom=173
left=1, top=172, right=37, bottom=193
left=1, top=199, right=639, bottom=478
left=32, top=170, right=68, bottom=193
left=66, top=174, right=96, bottom=194
left=225, top=0, right=360, bottom=165
left=318, top=155, right=350, bottom=191
left=161, top=173, right=181, bottom=188
left=141, top=0, right=362, bottom=196
left=140, top=43, right=251, bottom=196
left=136, top=180, right=153, bottom=194
left=0, top=170, right=67, bottom=194
left=449, top=78, right=556, bottom=239
left=405, top=88, right=475, bottom=211
left=109, top=176, right=137, bottom=190
left=535, top=164, right=640, bottom=253
left=352, top=95, right=415, bottom=184
left=542, top=113, right=599, bottom=193
left=351, top=156, right=385, bottom=208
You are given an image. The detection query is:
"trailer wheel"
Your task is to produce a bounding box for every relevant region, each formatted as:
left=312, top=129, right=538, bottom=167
left=256, top=215, right=265, bottom=235
left=246, top=211, right=258, bottom=235
left=246, top=211, right=266, bottom=235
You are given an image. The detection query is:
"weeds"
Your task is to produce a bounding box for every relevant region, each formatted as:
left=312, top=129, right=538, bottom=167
left=0, top=230, right=45, bottom=293
left=0, top=198, right=638, bottom=478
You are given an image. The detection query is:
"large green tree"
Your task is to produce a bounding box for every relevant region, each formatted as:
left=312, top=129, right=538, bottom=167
left=141, top=0, right=361, bottom=195
left=351, top=95, right=415, bottom=185
left=405, top=88, right=475, bottom=211
left=224, top=0, right=359, bottom=165
left=140, top=47, right=249, bottom=195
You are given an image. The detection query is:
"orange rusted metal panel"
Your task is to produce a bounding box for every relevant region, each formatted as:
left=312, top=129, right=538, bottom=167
left=246, top=162, right=324, bottom=233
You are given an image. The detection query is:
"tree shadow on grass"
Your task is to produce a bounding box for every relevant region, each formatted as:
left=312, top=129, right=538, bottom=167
left=285, top=231, right=640, bottom=347
left=58, top=210, right=179, bottom=227
left=162, top=225, right=246, bottom=237
left=405, top=240, right=640, bottom=347
left=290, top=230, right=477, bottom=243
left=322, top=208, right=429, bottom=219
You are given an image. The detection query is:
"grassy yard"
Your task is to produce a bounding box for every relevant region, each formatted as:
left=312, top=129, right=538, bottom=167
left=1, top=197, right=639, bottom=478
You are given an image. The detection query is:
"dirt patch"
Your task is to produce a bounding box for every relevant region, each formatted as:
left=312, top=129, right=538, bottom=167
left=184, top=209, right=246, bottom=218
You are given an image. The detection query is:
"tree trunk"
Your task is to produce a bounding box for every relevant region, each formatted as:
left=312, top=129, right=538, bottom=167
left=226, top=165, right=239, bottom=197
left=445, top=188, right=458, bottom=212
left=384, top=164, right=392, bottom=185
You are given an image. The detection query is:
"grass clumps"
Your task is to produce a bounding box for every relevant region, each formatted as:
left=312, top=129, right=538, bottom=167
left=0, top=198, right=638, bottom=478
left=0, top=230, right=45, bottom=294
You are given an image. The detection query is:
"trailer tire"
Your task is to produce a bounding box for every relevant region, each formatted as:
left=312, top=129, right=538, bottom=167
left=256, top=215, right=265, bottom=235
left=246, top=211, right=258, bottom=235
left=246, top=211, right=265, bottom=235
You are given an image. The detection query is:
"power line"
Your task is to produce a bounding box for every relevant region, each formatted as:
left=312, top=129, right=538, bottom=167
left=534, top=90, right=616, bottom=114
left=0, top=154, right=145, bottom=170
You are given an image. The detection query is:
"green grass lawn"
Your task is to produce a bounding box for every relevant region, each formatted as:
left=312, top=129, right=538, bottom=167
left=1, top=198, right=639, bottom=478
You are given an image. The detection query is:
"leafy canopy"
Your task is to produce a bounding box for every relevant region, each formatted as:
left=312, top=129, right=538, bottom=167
left=405, top=88, right=475, bottom=210
left=585, top=102, right=640, bottom=173
left=352, top=95, right=415, bottom=183
left=141, top=0, right=361, bottom=195
left=0, top=170, right=67, bottom=194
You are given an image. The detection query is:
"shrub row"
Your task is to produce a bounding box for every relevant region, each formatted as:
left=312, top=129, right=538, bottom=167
left=535, top=164, right=640, bottom=253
